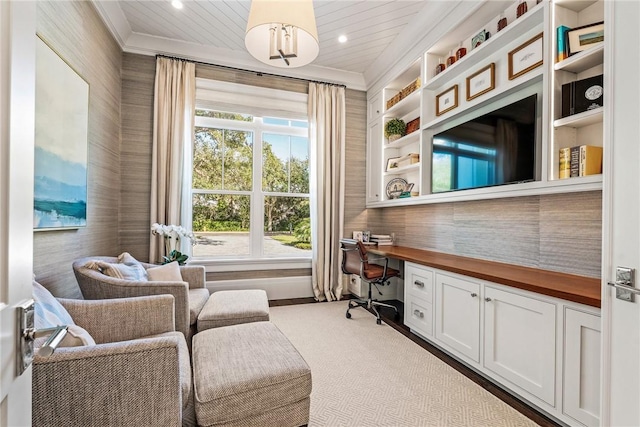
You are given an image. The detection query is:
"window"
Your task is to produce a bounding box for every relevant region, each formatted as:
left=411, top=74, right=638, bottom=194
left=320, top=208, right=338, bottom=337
left=191, top=108, right=311, bottom=260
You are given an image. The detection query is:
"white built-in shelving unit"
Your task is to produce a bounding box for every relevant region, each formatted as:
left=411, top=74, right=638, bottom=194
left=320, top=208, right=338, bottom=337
left=366, top=0, right=605, bottom=207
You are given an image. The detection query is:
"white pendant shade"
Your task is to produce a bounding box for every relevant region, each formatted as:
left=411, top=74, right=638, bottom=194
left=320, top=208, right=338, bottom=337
left=245, top=0, right=319, bottom=68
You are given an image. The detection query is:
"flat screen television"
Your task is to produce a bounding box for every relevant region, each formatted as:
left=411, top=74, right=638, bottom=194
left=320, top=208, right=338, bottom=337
left=431, top=94, right=538, bottom=193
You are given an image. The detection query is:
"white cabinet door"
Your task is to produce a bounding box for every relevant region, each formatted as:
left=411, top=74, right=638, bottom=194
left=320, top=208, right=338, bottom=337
left=435, top=273, right=481, bottom=362
left=563, top=308, right=600, bottom=427
left=366, top=120, right=382, bottom=203
left=368, top=92, right=382, bottom=122
left=484, top=286, right=556, bottom=406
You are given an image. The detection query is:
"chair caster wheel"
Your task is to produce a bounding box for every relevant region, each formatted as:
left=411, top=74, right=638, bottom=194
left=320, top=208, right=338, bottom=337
left=376, top=319, right=382, bottom=325
left=346, top=311, right=352, bottom=319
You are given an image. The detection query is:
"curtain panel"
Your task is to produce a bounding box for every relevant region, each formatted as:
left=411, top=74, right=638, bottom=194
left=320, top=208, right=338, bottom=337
left=308, top=83, right=346, bottom=302
left=149, top=57, right=196, bottom=263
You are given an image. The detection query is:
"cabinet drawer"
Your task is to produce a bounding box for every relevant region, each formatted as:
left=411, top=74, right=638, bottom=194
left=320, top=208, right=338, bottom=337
left=405, top=295, right=433, bottom=337
left=406, top=263, right=434, bottom=302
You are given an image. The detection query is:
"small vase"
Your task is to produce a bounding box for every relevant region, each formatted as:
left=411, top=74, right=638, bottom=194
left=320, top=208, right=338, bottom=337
left=517, top=1, right=528, bottom=18
left=388, top=134, right=402, bottom=143
left=497, top=14, right=507, bottom=32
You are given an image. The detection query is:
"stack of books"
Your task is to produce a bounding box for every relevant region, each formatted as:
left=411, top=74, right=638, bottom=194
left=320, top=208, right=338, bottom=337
left=559, top=145, right=603, bottom=179
left=370, top=234, right=393, bottom=246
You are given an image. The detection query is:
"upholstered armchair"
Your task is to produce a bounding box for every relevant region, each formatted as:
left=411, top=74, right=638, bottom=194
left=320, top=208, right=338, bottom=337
left=72, top=256, right=209, bottom=339
left=32, top=294, right=194, bottom=427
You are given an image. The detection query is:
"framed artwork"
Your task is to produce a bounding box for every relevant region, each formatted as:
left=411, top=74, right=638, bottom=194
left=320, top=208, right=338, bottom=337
left=508, top=32, right=544, bottom=80
left=567, top=22, right=604, bottom=56
left=34, top=35, right=89, bottom=230
left=436, top=85, right=458, bottom=116
left=386, top=156, right=401, bottom=171
left=466, top=63, right=495, bottom=101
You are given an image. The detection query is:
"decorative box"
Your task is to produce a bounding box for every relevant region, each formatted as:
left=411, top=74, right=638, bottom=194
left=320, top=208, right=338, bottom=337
left=562, top=74, right=603, bottom=117
left=406, top=117, right=420, bottom=134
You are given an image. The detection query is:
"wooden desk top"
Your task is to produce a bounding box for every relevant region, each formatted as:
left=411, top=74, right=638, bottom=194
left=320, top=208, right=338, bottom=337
left=367, top=245, right=601, bottom=308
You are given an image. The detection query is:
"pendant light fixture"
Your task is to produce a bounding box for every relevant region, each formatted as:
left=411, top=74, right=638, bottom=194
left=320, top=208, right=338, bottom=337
left=245, top=0, right=319, bottom=68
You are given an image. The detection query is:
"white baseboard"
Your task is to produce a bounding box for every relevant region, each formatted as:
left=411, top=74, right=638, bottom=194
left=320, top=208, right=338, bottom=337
left=206, top=276, right=315, bottom=300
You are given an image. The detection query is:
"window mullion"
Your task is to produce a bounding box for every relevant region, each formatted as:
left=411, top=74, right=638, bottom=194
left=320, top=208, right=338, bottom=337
left=251, top=126, right=263, bottom=257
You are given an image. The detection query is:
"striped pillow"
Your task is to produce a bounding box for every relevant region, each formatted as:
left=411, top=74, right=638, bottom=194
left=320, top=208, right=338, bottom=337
left=32, top=280, right=96, bottom=348
left=84, top=260, right=148, bottom=281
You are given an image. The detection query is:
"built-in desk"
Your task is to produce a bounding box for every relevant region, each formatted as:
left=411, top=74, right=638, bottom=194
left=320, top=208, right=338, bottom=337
left=367, top=245, right=601, bottom=307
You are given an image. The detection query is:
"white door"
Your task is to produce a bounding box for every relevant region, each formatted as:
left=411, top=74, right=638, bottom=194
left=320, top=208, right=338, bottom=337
left=601, top=1, right=640, bottom=425
left=0, top=1, right=36, bottom=425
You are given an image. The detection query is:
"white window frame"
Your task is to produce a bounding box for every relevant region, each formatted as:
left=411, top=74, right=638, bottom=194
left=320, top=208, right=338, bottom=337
left=187, top=79, right=311, bottom=270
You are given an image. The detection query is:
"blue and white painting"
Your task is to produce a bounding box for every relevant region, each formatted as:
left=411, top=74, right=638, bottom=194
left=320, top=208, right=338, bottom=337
left=34, top=37, right=88, bottom=230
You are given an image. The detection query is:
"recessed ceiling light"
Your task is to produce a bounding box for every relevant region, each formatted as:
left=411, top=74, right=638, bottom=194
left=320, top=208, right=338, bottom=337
left=171, top=0, right=183, bottom=9
left=338, top=35, right=348, bottom=43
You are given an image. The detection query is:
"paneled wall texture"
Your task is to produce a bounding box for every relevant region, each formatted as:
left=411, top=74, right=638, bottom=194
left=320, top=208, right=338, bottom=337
left=366, top=191, right=602, bottom=278
left=34, top=1, right=121, bottom=298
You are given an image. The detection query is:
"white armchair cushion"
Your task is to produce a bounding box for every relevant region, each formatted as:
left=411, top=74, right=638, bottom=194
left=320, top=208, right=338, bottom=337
left=84, top=259, right=148, bottom=281
left=33, top=281, right=95, bottom=348
left=147, top=261, right=182, bottom=282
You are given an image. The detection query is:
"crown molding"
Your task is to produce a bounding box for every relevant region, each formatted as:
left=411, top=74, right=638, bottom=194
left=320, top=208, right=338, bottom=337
left=91, top=0, right=131, bottom=48
left=124, top=32, right=366, bottom=90
left=90, top=0, right=365, bottom=90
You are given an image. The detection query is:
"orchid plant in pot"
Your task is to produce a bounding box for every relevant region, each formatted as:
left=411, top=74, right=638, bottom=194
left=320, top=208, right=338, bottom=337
left=151, top=223, right=196, bottom=265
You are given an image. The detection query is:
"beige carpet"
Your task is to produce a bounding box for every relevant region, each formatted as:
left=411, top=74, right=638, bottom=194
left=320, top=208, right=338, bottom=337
left=270, top=300, right=539, bottom=427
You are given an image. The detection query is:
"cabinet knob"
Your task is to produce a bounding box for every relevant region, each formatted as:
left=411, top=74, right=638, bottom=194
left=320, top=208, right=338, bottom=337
left=485, top=297, right=492, bottom=302
left=414, top=280, right=425, bottom=288
left=470, top=293, right=477, bottom=297
left=413, top=309, right=424, bottom=318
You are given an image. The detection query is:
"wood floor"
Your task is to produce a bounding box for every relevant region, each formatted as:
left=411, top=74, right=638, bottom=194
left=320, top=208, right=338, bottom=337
left=270, top=296, right=561, bottom=427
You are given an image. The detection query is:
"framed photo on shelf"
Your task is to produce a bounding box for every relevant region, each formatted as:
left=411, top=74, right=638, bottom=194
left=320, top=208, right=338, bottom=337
left=567, top=22, right=604, bottom=56
left=435, top=85, right=458, bottom=116
left=386, top=156, right=400, bottom=171
left=508, top=32, right=543, bottom=80
left=466, top=63, right=495, bottom=101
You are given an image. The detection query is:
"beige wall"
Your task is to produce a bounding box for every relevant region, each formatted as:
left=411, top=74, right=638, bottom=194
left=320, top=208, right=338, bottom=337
left=34, top=1, right=121, bottom=298
left=367, top=191, right=602, bottom=278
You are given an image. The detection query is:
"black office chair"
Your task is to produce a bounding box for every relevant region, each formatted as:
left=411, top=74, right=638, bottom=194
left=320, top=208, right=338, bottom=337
left=340, top=238, right=400, bottom=325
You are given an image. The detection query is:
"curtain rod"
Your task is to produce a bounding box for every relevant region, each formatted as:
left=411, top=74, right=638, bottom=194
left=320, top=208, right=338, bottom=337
left=156, top=54, right=347, bottom=88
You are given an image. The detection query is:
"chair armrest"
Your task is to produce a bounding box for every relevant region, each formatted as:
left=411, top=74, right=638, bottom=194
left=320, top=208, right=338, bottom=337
left=33, top=335, right=184, bottom=427
left=59, top=295, right=176, bottom=343
left=77, top=277, right=190, bottom=337
left=179, top=264, right=206, bottom=289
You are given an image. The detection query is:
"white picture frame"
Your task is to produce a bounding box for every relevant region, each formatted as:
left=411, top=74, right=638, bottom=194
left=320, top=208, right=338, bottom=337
left=508, top=32, right=543, bottom=80
left=466, top=63, right=495, bottom=101
left=435, top=85, right=458, bottom=116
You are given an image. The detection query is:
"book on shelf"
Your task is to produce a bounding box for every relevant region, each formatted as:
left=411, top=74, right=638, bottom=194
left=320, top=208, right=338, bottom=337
left=559, top=145, right=602, bottom=178
left=556, top=25, right=571, bottom=63
left=570, top=146, right=580, bottom=178
left=559, top=147, right=570, bottom=179
left=580, top=145, right=603, bottom=176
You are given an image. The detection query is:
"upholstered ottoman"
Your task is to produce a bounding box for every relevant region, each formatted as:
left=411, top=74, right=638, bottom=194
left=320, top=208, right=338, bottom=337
left=197, top=290, right=269, bottom=332
left=192, top=322, right=312, bottom=427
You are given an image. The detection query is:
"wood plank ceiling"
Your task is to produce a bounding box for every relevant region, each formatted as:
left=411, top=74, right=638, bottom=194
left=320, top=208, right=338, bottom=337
left=116, top=0, right=428, bottom=74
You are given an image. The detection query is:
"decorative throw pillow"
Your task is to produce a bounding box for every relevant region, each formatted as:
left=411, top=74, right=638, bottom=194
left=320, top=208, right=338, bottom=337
left=117, top=251, right=148, bottom=280
left=32, top=280, right=96, bottom=348
left=147, top=261, right=183, bottom=282
left=84, top=260, right=148, bottom=281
